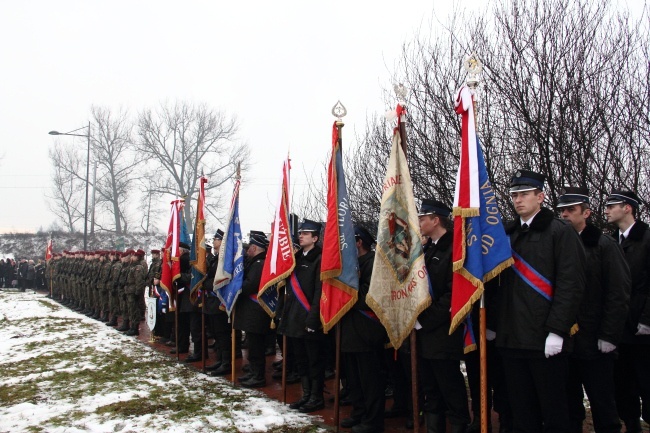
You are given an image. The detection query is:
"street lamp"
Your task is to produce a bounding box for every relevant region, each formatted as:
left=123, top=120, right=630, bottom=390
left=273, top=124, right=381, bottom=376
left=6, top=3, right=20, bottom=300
left=49, top=122, right=91, bottom=251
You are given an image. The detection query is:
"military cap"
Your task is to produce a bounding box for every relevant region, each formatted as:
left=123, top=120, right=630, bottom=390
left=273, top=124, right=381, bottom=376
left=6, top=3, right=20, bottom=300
left=557, top=186, right=590, bottom=208
left=298, top=219, right=322, bottom=233
left=135, top=249, right=146, bottom=257
left=179, top=242, right=190, bottom=250
left=418, top=198, right=452, bottom=218
left=125, top=249, right=135, bottom=255
left=151, top=249, right=160, bottom=254
left=605, top=189, right=641, bottom=209
left=213, top=229, right=224, bottom=240
left=510, top=169, right=546, bottom=192
left=249, top=231, right=269, bottom=249
left=354, top=225, right=376, bottom=248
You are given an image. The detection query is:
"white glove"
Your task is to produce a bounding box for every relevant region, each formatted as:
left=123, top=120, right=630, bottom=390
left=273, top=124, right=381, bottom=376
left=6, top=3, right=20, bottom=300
left=544, top=332, right=563, bottom=358
left=597, top=339, right=616, bottom=353
left=486, top=329, right=496, bottom=341
left=636, top=323, right=650, bottom=336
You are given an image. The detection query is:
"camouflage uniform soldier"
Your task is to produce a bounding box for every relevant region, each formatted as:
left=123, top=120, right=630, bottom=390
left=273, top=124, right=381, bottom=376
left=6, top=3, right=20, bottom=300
left=90, top=252, right=103, bottom=319
left=125, top=249, right=148, bottom=336
left=116, top=251, right=133, bottom=332
left=98, top=252, right=112, bottom=321
left=106, top=252, right=123, bottom=327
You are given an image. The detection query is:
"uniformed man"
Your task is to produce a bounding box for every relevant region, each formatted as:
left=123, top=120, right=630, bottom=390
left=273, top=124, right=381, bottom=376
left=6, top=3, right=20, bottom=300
left=116, top=251, right=133, bottom=332
left=234, top=231, right=272, bottom=388
left=557, top=186, right=630, bottom=433
left=124, top=249, right=148, bottom=336
left=493, top=170, right=586, bottom=433
left=604, top=189, right=650, bottom=433
left=340, top=225, right=388, bottom=433
left=416, top=198, right=470, bottom=433
left=279, top=220, right=325, bottom=412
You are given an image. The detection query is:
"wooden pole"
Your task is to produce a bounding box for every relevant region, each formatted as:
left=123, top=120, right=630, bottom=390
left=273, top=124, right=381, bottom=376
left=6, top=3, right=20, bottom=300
left=201, top=292, right=206, bottom=373
left=333, top=118, right=345, bottom=432
left=230, top=309, right=236, bottom=383
left=480, top=295, right=488, bottom=433
left=174, top=298, right=180, bottom=362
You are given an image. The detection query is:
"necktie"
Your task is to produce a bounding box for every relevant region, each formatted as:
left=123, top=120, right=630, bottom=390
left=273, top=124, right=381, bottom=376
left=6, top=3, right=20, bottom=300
left=620, top=234, right=625, bottom=244
left=521, top=223, right=529, bottom=232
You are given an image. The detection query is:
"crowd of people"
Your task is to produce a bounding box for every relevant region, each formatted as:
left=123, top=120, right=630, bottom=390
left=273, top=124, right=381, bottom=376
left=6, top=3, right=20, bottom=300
left=32, top=168, right=650, bottom=433
left=0, top=257, right=46, bottom=290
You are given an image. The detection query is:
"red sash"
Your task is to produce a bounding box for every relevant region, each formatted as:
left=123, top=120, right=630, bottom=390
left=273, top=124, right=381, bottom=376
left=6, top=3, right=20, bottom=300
left=511, top=249, right=554, bottom=301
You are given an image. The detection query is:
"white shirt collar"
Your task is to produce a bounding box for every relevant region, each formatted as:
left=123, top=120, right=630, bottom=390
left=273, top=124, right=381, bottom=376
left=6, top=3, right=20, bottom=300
left=621, top=222, right=635, bottom=239
left=520, top=209, right=541, bottom=227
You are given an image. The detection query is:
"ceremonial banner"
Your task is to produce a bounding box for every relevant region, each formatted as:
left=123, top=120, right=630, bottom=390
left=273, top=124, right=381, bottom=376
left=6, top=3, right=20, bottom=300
left=320, top=122, right=359, bottom=333
left=214, top=179, right=244, bottom=316
left=160, top=199, right=185, bottom=311
left=366, top=107, right=431, bottom=349
left=144, top=289, right=157, bottom=332
left=258, top=159, right=295, bottom=318
left=45, top=237, right=53, bottom=261
left=450, top=86, right=513, bottom=336
left=190, top=177, right=208, bottom=305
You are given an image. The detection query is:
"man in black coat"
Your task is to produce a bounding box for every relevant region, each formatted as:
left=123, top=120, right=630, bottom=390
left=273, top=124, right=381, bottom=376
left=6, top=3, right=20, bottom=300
left=494, top=170, right=586, bottom=433
left=278, top=219, right=325, bottom=413
left=416, top=198, right=470, bottom=433
left=205, top=229, right=234, bottom=376
left=604, top=189, right=650, bottom=433
left=234, top=231, right=271, bottom=388
left=172, top=243, right=194, bottom=355
left=339, top=225, right=388, bottom=433
left=558, top=187, right=630, bottom=433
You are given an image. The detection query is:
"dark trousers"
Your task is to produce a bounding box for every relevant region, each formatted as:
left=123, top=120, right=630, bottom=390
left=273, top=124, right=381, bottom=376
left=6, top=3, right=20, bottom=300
left=615, top=343, right=650, bottom=424
left=502, top=353, right=569, bottom=433
left=567, top=355, right=620, bottom=433
left=177, top=312, right=191, bottom=350
left=344, top=350, right=386, bottom=429
left=189, top=311, right=203, bottom=352
left=418, top=357, right=471, bottom=426
left=291, top=335, right=326, bottom=381
left=207, top=310, right=231, bottom=354
left=246, top=331, right=266, bottom=379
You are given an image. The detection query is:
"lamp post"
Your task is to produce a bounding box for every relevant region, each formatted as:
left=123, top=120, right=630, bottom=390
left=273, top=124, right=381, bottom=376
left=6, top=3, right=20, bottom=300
left=49, top=122, right=91, bottom=251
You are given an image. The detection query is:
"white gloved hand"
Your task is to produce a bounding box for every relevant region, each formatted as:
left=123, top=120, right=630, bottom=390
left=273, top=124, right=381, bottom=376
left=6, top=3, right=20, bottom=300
left=597, top=339, right=616, bottom=353
left=544, top=332, right=563, bottom=358
left=486, top=329, right=496, bottom=341
left=636, top=323, right=650, bottom=336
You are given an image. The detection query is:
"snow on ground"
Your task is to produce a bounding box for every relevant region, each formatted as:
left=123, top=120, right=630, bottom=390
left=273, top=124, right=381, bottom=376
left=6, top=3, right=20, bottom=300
left=0, top=290, right=327, bottom=433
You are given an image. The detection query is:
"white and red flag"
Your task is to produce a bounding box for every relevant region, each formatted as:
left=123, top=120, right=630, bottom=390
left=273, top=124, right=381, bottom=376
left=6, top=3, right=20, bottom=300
left=160, top=199, right=185, bottom=311
left=450, top=86, right=512, bottom=343
left=258, top=158, right=295, bottom=318
left=45, top=237, right=53, bottom=261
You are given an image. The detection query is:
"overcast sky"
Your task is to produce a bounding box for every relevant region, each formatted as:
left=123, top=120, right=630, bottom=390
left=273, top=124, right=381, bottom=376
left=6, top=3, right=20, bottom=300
left=3, top=1, right=639, bottom=240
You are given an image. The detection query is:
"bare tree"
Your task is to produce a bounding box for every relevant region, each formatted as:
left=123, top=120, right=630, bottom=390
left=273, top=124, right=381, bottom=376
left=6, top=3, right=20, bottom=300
left=46, top=143, right=85, bottom=232
left=89, top=106, right=141, bottom=234
left=136, top=100, right=249, bottom=229
left=337, top=0, right=649, bottom=229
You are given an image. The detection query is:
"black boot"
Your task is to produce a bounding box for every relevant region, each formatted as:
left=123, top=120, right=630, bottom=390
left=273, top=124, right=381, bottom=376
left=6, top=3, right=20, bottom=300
left=205, top=351, right=222, bottom=371
left=289, top=376, right=311, bottom=409
left=425, top=413, right=442, bottom=433
left=210, top=351, right=232, bottom=376
left=99, top=313, right=109, bottom=322
left=450, top=423, right=467, bottom=433
left=240, top=363, right=266, bottom=388
left=185, top=352, right=203, bottom=363
left=125, top=327, right=139, bottom=336
left=106, top=315, right=118, bottom=326
left=299, top=379, right=325, bottom=413
left=116, top=320, right=130, bottom=332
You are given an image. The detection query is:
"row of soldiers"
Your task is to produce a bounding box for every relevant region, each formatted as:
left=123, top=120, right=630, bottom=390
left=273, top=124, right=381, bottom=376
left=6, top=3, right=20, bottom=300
left=47, top=248, right=156, bottom=336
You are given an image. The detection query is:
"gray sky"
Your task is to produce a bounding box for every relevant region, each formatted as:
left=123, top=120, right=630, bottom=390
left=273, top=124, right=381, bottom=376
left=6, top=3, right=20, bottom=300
left=1, top=0, right=459, bottom=237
